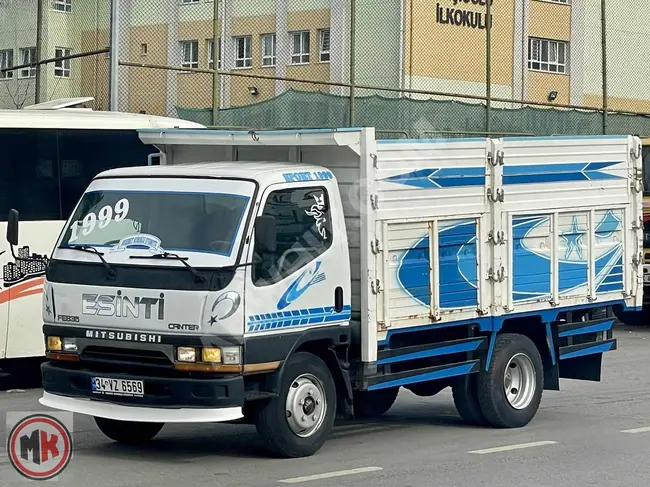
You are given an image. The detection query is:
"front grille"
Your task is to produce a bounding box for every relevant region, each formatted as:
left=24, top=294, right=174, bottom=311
left=81, top=346, right=171, bottom=366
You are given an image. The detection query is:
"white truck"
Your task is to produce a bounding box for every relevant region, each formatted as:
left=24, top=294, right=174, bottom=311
left=6, top=128, right=643, bottom=458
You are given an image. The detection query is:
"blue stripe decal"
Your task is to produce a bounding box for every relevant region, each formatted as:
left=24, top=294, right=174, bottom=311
left=558, top=320, right=615, bottom=338
left=560, top=341, right=615, bottom=360
left=367, top=362, right=476, bottom=391
left=247, top=305, right=351, bottom=333
left=381, top=161, right=623, bottom=189
left=377, top=339, right=483, bottom=365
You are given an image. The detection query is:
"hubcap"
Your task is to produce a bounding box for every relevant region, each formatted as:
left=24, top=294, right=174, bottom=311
left=285, top=373, right=327, bottom=438
left=503, top=353, right=536, bottom=410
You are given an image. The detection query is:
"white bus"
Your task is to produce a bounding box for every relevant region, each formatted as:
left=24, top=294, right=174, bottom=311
left=0, top=98, right=204, bottom=377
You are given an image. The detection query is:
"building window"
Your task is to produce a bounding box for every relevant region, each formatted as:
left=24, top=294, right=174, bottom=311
left=290, top=31, right=310, bottom=64
left=19, top=47, right=36, bottom=78
left=54, top=47, right=71, bottom=78
left=208, top=38, right=221, bottom=69
left=180, top=40, right=198, bottom=70
left=52, top=0, right=71, bottom=12
left=319, top=29, right=330, bottom=62
left=0, top=49, right=13, bottom=80
left=544, top=0, right=570, bottom=3
left=262, top=34, right=276, bottom=67
left=180, top=0, right=199, bottom=3
left=528, top=37, right=567, bottom=74
left=234, top=36, right=252, bottom=68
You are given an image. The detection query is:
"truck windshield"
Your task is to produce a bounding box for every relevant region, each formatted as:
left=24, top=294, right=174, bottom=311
left=59, top=189, right=251, bottom=257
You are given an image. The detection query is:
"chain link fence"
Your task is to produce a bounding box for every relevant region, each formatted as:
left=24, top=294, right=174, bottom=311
left=1, top=0, right=650, bottom=137
left=0, top=0, right=110, bottom=110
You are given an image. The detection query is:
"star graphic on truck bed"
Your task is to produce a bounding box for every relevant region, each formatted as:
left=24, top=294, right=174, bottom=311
left=561, top=216, right=585, bottom=260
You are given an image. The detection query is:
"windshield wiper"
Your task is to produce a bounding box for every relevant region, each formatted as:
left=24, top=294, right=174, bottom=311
left=61, top=245, right=116, bottom=279
left=130, top=252, right=206, bottom=283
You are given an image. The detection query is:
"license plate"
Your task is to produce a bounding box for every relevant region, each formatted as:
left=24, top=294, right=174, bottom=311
left=91, top=377, right=144, bottom=397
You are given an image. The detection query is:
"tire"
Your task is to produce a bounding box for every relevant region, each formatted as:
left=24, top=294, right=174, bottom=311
left=94, top=417, right=164, bottom=445
left=477, top=333, right=544, bottom=428
left=254, top=352, right=336, bottom=458
left=353, top=387, right=399, bottom=418
left=452, top=374, right=487, bottom=426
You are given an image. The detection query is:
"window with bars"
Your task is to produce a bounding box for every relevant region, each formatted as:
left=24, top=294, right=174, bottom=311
left=0, top=50, right=13, bottom=79
left=319, top=29, right=330, bottom=62
left=180, top=40, right=198, bottom=70
left=527, top=37, right=568, bottom=74
left=52, top=0, right=71, bottom=12
left=290, top=31, right=310, bottom=64
left=208, top=38, right=221, bottom=69
left=262, top=34, right=276, bottom=67
left=54, top=47, right=71, bottom=77
left=234, top=36, right=252, bottom=68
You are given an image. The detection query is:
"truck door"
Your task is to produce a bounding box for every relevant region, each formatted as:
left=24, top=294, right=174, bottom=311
left=243, top=181, right=351, bottom=345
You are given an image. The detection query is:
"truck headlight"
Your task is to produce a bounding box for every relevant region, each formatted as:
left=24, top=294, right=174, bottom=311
left=62, top=337, right=77, bottom=352
left=47, top=336, right=62, bottom=351
left=177, top=347, right=197, bottom=362
left=221, top=346, right=241, bottom=365
left=202, top=348, right=222, bottom=363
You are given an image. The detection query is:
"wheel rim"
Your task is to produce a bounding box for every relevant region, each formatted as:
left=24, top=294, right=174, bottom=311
left=285, top=373, right=327, bottom=438
left=503, top=353, right=536, bottom=410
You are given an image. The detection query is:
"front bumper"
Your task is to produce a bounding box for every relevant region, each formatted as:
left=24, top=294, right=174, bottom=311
left=41, top=362, right=245, bottom=423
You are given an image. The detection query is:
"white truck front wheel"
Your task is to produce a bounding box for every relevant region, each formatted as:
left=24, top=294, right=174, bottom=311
left=255, top=352, right=336, bottom=458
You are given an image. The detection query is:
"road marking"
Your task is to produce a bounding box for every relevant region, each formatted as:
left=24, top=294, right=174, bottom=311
left=621, top=426, right=650, bottom=434
left=468, top=440, right=557, bottom=455
left=278, top=466, right=383, bottom=484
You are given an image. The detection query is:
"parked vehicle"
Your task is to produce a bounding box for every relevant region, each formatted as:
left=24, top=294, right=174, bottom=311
left=0, top=98, right=204, bottom=376
left=8, top=128, right=642, bottom=457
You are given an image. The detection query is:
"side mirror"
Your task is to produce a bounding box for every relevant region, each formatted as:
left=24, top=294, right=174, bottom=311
left=254, top=215, right=276, bottom=253
left=6, top=209, right=19, bottom=246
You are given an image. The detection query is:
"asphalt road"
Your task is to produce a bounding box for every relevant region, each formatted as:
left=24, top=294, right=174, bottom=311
left=2, top=324, right=650, bottom=487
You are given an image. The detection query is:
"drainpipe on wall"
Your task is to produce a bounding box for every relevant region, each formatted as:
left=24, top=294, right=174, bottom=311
left=212, top=0, right=220, bottom=125
left=35, top=0, right=43, bottom=104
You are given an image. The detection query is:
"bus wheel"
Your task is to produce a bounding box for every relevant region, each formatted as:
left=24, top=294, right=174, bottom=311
left=477, top=333, right=544, bottom=428
left=94, top=417, right=164, bottom=445
left=255, top=352, right=336, bottom=458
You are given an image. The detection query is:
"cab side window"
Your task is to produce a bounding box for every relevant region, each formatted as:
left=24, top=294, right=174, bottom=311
left=253, top=187, right=332, bottom=286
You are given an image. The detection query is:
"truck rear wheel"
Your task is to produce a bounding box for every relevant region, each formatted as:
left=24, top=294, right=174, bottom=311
left=94, top=417, right=164, bottom=445
left=451, top=375, right=487, bottom=426
left=477, top=333, right=544, bottom=428
left=255, top=352, right=336, bottom=458
left=353, top=387, right=399, bottom=418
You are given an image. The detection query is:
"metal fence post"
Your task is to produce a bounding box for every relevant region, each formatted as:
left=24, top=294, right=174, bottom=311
left=486, top=0, right=492, bottom=135
left=35, top=0, right=43, bottom=104
left=601, top=0, right=607, bottom=135
left=212, top=0, right=220, bottom=126
left=108, top=0, right=119, bottom=111
left=349, top=0, right=356, bottom=127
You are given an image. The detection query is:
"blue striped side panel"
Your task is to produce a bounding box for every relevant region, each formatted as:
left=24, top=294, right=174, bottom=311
left=247, top=305, right=352, bottom=333
left=559, top=341, right=615, bottom=360
left=558, top=319, right=615, bottom=338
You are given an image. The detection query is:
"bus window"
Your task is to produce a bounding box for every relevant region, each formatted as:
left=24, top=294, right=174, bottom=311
left=56, top=129, right=153, bottom=218
left=1, top=129, right=61, bottom=221
left=0, top=128, right=156, bottom=222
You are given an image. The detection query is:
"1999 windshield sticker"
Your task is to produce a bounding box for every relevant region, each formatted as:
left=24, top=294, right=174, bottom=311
left=68, top=198, right=130, bottom=243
